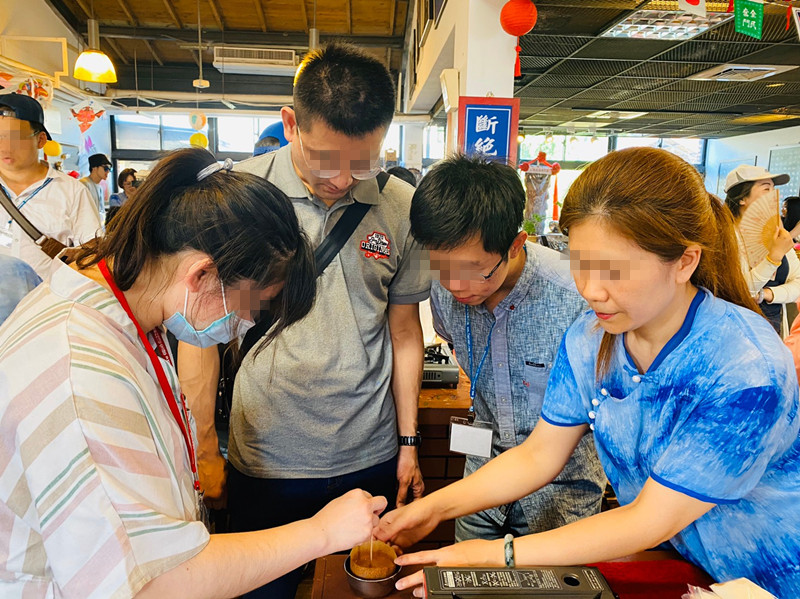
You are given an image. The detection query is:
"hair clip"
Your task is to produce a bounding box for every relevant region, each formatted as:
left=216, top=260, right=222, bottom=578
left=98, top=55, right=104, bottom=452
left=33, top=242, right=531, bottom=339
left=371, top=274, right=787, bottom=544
left=197, top=157, right=234, bottom=181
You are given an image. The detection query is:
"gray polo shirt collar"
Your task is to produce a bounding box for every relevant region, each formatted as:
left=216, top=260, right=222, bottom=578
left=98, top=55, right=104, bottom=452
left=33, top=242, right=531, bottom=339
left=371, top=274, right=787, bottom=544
left=268, top=144, right=383, bottom=207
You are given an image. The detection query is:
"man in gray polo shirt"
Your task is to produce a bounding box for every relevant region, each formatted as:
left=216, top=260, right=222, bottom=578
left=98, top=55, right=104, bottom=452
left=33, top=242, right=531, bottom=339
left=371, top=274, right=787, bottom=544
left=180, top=43, right=429, bottom=599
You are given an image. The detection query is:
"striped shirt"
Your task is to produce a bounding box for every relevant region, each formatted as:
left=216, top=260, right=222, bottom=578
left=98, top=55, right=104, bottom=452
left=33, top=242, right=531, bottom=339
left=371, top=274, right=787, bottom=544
left=0, top=261, right=209, bottom=598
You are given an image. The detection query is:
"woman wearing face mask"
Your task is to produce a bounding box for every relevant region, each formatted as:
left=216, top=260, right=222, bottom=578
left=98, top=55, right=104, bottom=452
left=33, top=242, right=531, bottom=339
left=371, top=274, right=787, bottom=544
left=0, top=148, right=386, bottom=599
left=375, top=148, right=800, bottom=599
left=724, top=165, right=799, bottom=335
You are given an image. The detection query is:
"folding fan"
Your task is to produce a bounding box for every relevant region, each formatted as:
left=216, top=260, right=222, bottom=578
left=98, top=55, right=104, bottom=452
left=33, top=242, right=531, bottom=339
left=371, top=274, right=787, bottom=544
left=738, top=189, right=782, bottom=269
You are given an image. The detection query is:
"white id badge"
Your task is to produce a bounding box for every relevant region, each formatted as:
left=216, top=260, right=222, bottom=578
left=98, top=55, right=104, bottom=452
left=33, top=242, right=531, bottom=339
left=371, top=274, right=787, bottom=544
left=449, top=416, right=493, bottom=458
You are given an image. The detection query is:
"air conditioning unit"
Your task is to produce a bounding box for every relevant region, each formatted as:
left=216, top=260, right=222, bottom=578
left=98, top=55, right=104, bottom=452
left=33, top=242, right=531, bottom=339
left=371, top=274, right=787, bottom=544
left=213, top=46, right=299, bottom=76
left=689, top=63, right=798, bottom=82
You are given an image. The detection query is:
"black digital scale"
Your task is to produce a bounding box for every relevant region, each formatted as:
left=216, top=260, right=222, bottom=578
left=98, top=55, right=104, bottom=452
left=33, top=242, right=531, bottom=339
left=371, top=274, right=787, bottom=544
left=423, top=566, right=618, bottom=598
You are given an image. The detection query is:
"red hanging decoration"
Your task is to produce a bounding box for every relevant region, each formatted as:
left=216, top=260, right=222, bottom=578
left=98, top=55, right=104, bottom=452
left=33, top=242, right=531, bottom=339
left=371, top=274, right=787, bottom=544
left=727, top=0, right=734, bottom=12
left=788, top=2, right=794, bottom=31
left=500, top=0, right=538, bottom=78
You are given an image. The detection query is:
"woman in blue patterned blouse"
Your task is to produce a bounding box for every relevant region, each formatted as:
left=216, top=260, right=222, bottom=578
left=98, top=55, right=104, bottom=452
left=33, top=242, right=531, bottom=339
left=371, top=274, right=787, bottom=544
left=376, top=147, right=800, bottom=599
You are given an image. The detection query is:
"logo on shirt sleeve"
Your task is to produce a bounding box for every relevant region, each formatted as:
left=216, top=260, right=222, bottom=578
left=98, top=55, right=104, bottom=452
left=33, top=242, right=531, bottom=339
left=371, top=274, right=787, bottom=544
left=360, top=231, right=391, bottom=260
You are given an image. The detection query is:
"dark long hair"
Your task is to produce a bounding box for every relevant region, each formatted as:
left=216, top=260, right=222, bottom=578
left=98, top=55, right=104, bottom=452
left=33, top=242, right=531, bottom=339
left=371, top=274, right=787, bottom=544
left=724, top=180, right=756, bottom=220
left=76, top=147, right=315, bottom=350
left=560, top=147, right=759, bottom=379
left=783, top=196, right=800, bottom=232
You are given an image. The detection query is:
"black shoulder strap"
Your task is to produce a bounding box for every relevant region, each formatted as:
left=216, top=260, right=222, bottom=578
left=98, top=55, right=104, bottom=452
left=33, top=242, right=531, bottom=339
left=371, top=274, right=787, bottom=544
left=0, top=184, right=67, bottom=259
left=0, top=184, right=45, bottom=245
left=238, top=171, right=391, bottom=358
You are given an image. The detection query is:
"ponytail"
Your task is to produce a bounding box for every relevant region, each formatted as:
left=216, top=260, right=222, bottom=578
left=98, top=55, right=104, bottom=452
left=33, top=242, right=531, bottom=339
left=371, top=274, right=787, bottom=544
left=701, top=193, right=760, bottom=313
left=76, top=147, right=316, bottom=347
left=76, top=148, right=218, bottom=289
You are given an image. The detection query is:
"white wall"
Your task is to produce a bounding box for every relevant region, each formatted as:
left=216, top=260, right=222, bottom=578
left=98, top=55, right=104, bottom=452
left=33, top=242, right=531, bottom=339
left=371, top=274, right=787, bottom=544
left=407, top=0, right=516, bottom=113
left=705, top=124, right=800, bottom=196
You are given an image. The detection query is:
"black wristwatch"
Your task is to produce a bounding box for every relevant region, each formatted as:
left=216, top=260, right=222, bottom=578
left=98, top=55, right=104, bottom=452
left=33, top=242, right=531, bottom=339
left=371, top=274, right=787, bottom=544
left=399, top=432, right=422, bottom=447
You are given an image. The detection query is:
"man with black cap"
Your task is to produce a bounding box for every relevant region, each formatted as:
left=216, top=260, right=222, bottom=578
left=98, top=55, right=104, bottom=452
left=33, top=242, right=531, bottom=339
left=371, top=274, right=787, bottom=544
left=0, top=93, right=101, bottom=278
left=80, top=153, right=112, bottom=219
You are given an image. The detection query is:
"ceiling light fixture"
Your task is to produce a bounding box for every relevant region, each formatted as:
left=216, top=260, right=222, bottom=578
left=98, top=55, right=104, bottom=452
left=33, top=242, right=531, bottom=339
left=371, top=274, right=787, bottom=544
left=74, top=17, right=117, bottom=83
left=602, top=10, right=732, bottom=41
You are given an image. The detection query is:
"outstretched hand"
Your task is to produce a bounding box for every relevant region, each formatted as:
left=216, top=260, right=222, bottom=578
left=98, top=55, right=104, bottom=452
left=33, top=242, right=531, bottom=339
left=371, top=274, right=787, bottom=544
left=374, top=498, right=440, bottom=550
left=393, top=540, right=502, bottom=597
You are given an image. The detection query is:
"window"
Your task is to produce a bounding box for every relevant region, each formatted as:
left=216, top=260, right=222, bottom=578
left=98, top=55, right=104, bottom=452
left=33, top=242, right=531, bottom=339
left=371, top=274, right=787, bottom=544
left=382, top=123, right=402, bottom=163
left=661, top=138, right=704, bottom=165
left=114, top=114, right=160, bottom=150
left=217, top=115, right=271, bottom=153
left=616, top=136, right=661, bottom=151
left=424, top=124, right=445, bottom=160
left=114, top=114, right=207, bottom=151
left=161, top=115, right=206, bottom=151
left=564, top=135, right=608, bottom=162
left=616, top=136, right=704, bottom=165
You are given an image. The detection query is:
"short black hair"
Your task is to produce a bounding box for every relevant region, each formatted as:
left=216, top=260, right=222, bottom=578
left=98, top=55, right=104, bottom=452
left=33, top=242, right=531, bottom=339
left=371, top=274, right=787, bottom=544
left=387, top=166, right=417, bottom=188
left=410, top=155, right=524, bottom=255
left=293, top=42, right=395, bottom=136
left=254, top=136, right=280, bottom=150
left=724, top=180, right=755, bottom=219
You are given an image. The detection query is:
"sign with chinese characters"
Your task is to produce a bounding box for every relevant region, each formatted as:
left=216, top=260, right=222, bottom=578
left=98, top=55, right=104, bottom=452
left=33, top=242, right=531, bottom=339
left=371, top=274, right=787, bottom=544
left=735, top=0, right=764, bottom=40
left=458, top=96, right=520, bottom=164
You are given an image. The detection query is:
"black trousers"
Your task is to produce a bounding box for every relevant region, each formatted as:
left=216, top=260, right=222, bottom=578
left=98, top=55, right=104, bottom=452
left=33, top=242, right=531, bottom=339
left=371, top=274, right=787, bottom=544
left=227, top=457, right=398, bottom=599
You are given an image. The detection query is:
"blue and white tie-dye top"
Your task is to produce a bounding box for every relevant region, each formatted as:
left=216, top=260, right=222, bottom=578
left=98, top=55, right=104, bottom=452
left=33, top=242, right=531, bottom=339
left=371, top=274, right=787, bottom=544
left=541, top=288, right=800, bottom=598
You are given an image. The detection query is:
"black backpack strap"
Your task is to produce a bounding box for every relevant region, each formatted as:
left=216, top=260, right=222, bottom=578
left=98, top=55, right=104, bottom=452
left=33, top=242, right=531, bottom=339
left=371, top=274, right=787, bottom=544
left=0, top=184, right=67, bottom=259
left=239, top=171, right=390, bottom=358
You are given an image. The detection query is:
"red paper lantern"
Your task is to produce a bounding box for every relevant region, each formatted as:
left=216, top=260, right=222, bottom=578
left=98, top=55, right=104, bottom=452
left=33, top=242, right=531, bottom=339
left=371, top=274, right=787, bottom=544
left=500, top=0, right=537, bottom=77
left=500, top=0, right=538, bottom=37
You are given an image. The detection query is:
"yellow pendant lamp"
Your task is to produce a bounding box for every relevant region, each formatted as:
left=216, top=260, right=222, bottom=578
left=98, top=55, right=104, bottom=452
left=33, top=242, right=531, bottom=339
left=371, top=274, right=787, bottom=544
left=74, top=19, right=117, bottom=84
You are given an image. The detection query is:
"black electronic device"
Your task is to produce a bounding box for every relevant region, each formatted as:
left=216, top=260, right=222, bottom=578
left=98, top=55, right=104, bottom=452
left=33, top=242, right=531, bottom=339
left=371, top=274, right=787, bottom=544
left=423, top=566, right=618, bottom=599
left=422, top=342, right=460, bottom=388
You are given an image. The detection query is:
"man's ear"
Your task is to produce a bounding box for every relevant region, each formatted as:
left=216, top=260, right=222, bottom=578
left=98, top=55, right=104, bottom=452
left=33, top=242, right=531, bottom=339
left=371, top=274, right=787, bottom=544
left=508, top=231, right=528, bottom=259
left=281, top=107, right=297, bottom=143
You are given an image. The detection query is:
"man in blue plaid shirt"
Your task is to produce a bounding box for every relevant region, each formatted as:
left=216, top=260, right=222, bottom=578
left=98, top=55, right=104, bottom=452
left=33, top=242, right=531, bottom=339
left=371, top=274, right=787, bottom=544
left=410, top=155, right=606, bottom=541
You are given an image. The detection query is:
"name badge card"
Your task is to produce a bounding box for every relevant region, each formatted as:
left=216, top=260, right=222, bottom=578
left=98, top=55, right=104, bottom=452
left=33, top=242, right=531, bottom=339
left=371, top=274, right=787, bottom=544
left=449, top=416, right=492, bottom=458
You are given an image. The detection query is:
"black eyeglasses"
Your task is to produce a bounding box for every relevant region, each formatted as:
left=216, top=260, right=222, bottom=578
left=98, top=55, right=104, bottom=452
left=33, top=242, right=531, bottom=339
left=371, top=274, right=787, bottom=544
left=480, top=255, right=505, bottom=281
left=102, top=165, right=111, bottom=172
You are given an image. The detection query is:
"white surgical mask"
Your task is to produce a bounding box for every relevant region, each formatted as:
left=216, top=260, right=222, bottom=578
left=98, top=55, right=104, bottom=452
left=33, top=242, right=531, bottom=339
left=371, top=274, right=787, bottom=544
left=163, top=281, right=255, bottom=347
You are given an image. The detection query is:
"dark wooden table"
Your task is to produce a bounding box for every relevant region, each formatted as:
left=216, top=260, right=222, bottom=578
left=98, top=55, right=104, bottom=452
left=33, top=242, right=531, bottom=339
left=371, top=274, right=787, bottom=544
left=311, top=551, right=714, bottom=599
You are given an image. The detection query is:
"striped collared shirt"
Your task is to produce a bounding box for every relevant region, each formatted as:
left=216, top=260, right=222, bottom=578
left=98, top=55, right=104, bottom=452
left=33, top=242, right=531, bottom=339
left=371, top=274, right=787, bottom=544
left=0, top=261, right=209, bottom=598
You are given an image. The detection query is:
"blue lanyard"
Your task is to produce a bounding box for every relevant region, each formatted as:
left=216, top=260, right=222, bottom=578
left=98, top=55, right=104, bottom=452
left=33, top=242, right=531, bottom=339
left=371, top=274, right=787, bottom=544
left=465, top=305, right=495, bottom=411
left=2, top=177, right=54, bottom=225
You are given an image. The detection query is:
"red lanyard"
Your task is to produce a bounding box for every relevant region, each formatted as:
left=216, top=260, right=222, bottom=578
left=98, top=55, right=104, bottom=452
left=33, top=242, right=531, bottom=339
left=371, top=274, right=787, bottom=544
left=98, top=259, right=200, bottom=491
